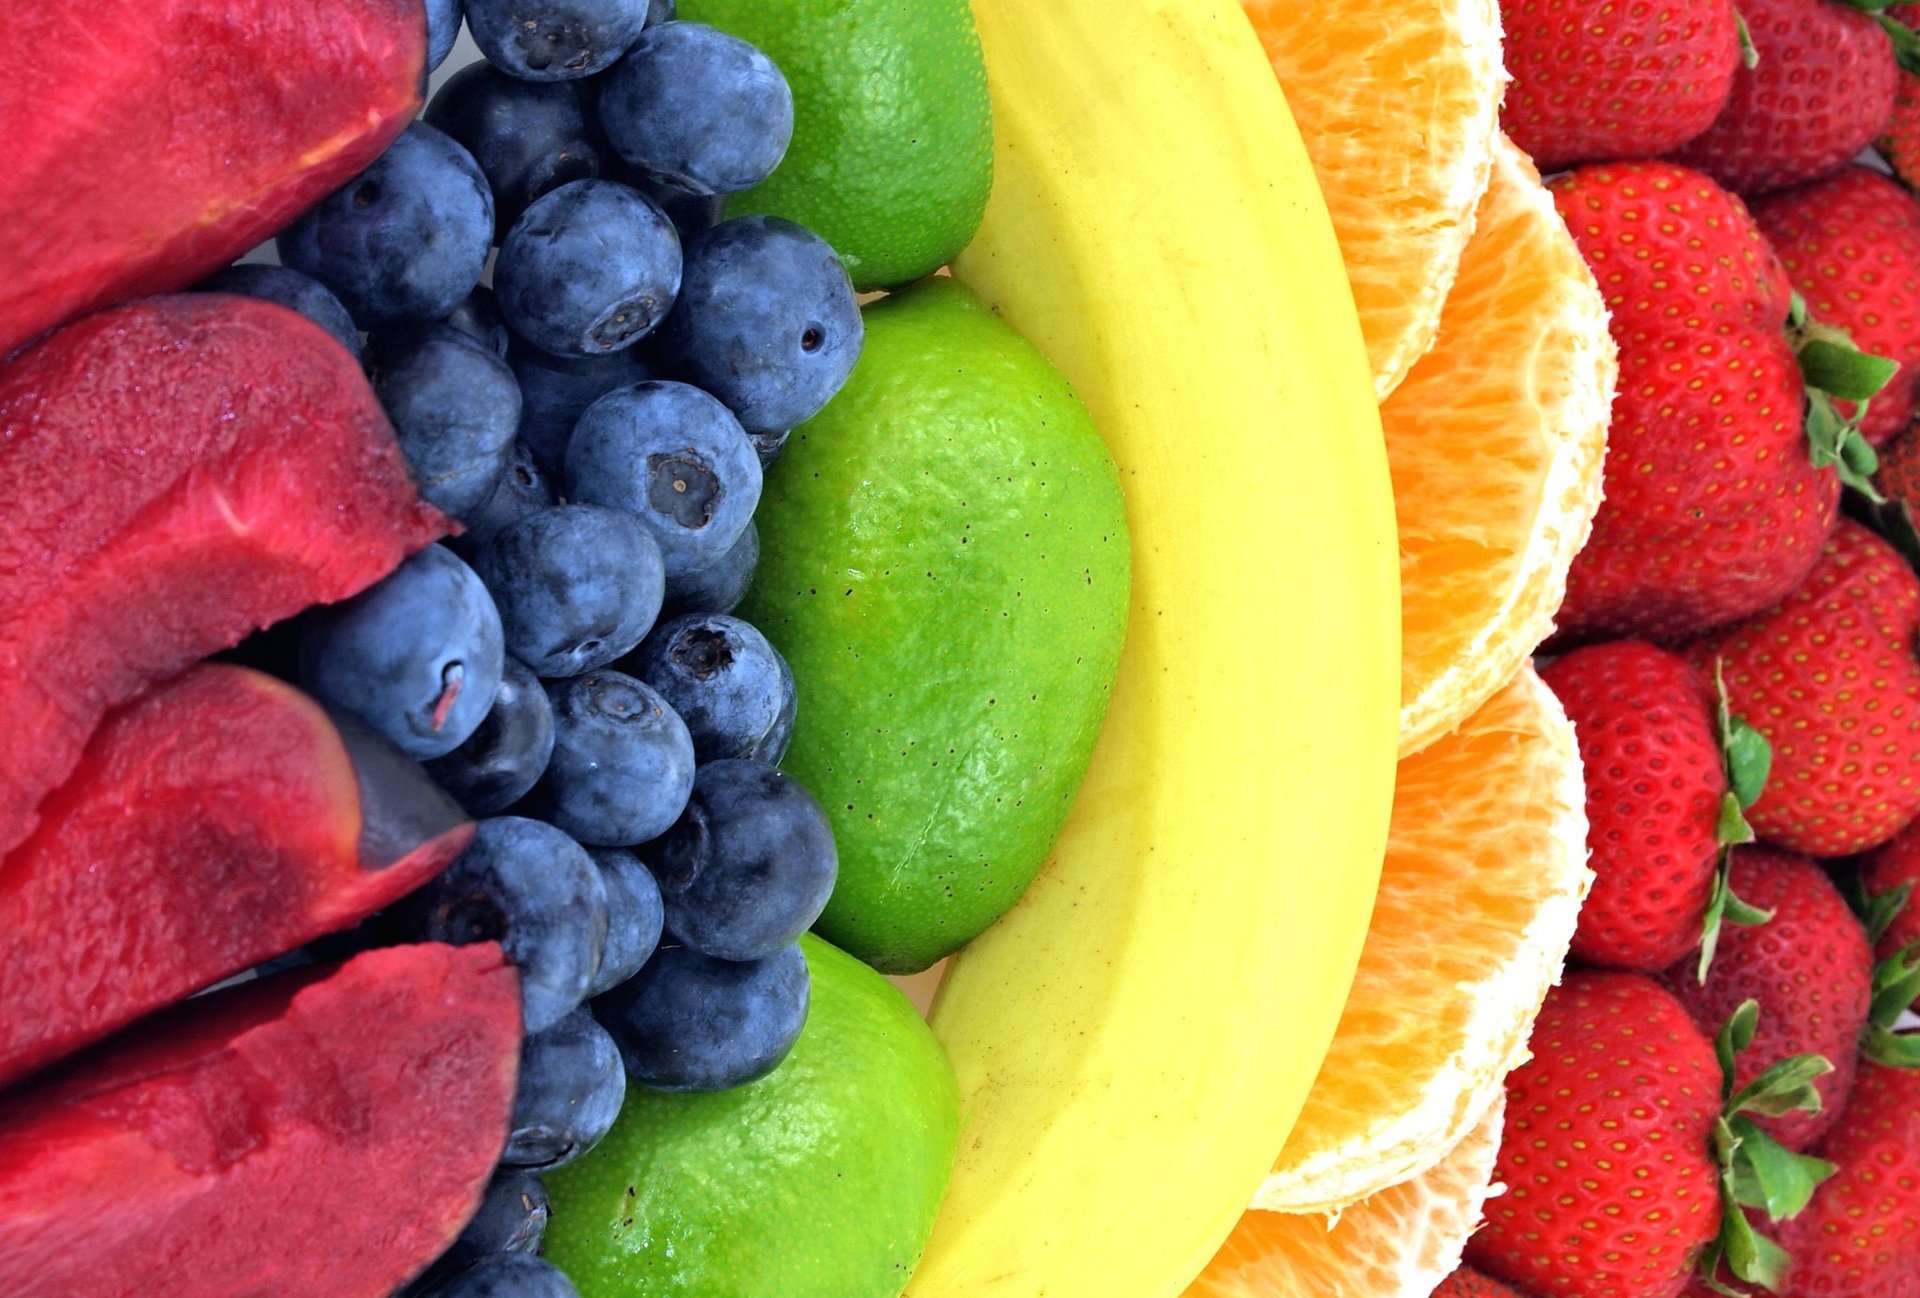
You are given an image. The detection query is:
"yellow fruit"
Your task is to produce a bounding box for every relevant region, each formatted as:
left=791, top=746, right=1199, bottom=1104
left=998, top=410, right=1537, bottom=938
left=1255, top=665, right=1589, bottom=1214
left=1390, top=136, right=1615, bottom=757
left=1243, top=0, right=1507, bottom=400
left=1186, top=1093, right=1507, bottom=1298
left=909, top=0, right=1401, bottom=1294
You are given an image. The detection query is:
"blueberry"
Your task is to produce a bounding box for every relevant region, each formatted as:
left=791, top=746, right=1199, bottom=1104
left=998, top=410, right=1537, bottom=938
left=442, top=287, right=513, bottom=359
left=298, top=545, right=505, bottom=760
left=464, top=0, right=649, bottom=81
left=564, top=380, right=761, bottom=581
left=496, top=180, right=681, bottom=359
left=470, top=504, right=665, bottom=677
left=507, top=340, right=654, bottom=475
left=627, top=614, right=794, bottom=764
left=418, top=1254, right=580, bottom=1298
left=504, top=1008, right=626, bottom=1169
left=646, top=0, right=673, bottom=23
left=628, top=174, right=726, bottom=244
left=456, top=440, right=557, bottom=553
left=199, top=264, right=361, bottom=359
left=425, top=656, right=556, bottom=816
left=436, top=1171, right=549, bottom=1271
left=426, top=64, right=605, bottom=236
left=595, top=940, right=807, bottom=1092
left=370, top=326, right=522, bottom=518
left=277, top=122, right=494, bottom=326
left=426, top=0, right=463, bottom=70
left=587, top=847, right=666, bottom=994
left=541, top=671, right=695, bottom=845
left=654, top=216, right=862, bottom=434
left=650, top=760, right=835, bottom=962
left=598, top=23, right=793, bottom=197
left=401, top=816, right=608, bottom=1033
left=749, top=428, right=791, bottom=467
left=659, top=518, right=758, bottom=619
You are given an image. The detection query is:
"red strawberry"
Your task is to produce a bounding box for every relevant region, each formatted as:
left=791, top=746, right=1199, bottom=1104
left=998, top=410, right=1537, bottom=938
left=1660, top=847, right=1871, bottom=1151
left=1499, top=0, right=1739, bottom=171
left=1435, top=1266, right=1537, bottom=1298
left=1776, top=1061, right=1920, bottom=1296
left=1879, top=421, right=1920, bottom=511
left=1859, top=820, right=1920, bottom=959
left=1880, top=67, right=1920, bottom=192
left=1755, top=166, right=1920, bottom=445
left=1669, top=0, right=1899, bottom=197
left=1540, top=642, right=1727, bottom=970
left=1685, top=518, right=1920, bottom=856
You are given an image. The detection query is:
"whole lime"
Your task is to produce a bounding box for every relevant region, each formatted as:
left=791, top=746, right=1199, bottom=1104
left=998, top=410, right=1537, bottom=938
left=677, top=0, right=992, bottom=290
left=740, top=278, right=1131, bottom=973
left=543, top=935, right=958, bottom=1298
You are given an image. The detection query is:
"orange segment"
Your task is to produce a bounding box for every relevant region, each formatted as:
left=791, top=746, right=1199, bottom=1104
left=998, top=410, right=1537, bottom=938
left=1243, top=0, right=1505, bottom=399
left=1255, top=664, right=1590, bottom=1214
left=1186, top=1092, right=1507, bottom=1298
left=1392, top=136, right=1614, bottom=757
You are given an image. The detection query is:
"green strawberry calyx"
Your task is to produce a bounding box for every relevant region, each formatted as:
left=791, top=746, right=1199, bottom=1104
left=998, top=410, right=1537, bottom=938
left=1734, top=10, right=1760, bottom=69
left=1833, top=2, right=1920, bottom=74
left=1852, top=878, right=1920, bottom=1067
left=1789, top=293, right=1897, bottom=501
left=1699, top=1000, right=1840, bottom=1295
left=1700, top=660, right=1776, bottom=982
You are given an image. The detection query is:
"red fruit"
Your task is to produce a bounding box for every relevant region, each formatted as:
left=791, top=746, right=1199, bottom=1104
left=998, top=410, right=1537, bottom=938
left=0, top=295, right=447, bottom=858
left=1465, top=970, right=1725, bottom=1298
left=1879, top=422, right=1920, bottom=512
left=1660, top=848, right=1870, bottom=1151
left=1668, top=0, right=1899, bottom=197
left=1540, top=642, right=1726, bottom=970
left=1858, top=820, right=1920, bottom=960
left=0, top=943, right=522, bottom=1298
left=0, top=0, right=422, bottom=358
left=1755, top=167, right=1920, bottom=445
left=0, top=664, right=474, bottom=1090
left=1685, top=519, right=1920, bottom=856
left=1880, top=68, right=1920, bottom=192
left=1500, top=0, right=1739, bottom=172
left=1435, top=1266, right=1538, bottom=1298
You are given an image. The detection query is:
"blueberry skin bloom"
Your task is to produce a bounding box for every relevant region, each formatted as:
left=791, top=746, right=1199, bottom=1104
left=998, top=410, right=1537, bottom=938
left=495, top=180, right=681, bottom=358
left=402, top=816, right=609, bottom=1033
left=199, top=264, right=361, bottom=359
left=540, top=671, right=695, bottom=846
left=503, top=1008, right=627, bottom=1169
left=598, top=22, right=794, bottom=197
left=417, top=1254, right=580, bottom=1298
left=653, top=216, right=863, bottom=434
left=370, top=326, right=522, bottom=519
left=659, top=519, right=758, bottom=620
left=628, top=613, right=794, bottom=764
left=651, top=759, right=836, bottom=962
left=564, top=380, right=761, bottom=581
left=455, top=440, right=556, bottom=554
left=470, top=504, right=666, bottom=678
left=426, top=63, right=605, bottom=237
left=587, top=847, right=665, bottom=995
left=424, top=656, right=557, bottom=816
left=277, top=122, right=495, bottom=326
left=425, top=0, right=462, bottom=70
left=595, top=941, right=808, bottom=1092
left=464, top=0, right=650, bottom=81
left=298, top=544, right=505, bottom=760
left=507, top=340, right=654, bottom=476
left=434, top=1171, right=549, bottom=1273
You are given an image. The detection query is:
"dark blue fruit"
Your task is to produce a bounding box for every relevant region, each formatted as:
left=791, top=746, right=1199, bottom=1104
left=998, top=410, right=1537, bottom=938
left=541, top=671, right=695, bottom=845
left=495, top=180, right=681, bottom=359
left=425, top=656, right=557, bottom=816
left=653, top=216, right=862, bottom=434
left=504, top=1008, right=627, bottom=1169
left=418, top=1254, right=580, bottom=1298
left=595, top=940, right=808, bottom=1092
left=277, top=122, right=494, bottom=326
left=598, top=22, right=793, bottom=197
left=627, top=614, right=793, bottom=763
left=659, top=519, right=758, bottom=619
left=426, top=0, right=463, bottom=70
left=456, top=440, right=557, bottom=552
left=650, top=759, right=835, bottom=962
left=298, top=544, right=505, bottom=760
left=470, top=504, right=665, bottom=678
left=646, top=0, right=673, bottom=23
left=426, top=64, right=605, bottom=237
left=588, top=847, right=665, bottom=995
left=370, top=326, right=522, bottom=518
left=464, top=0, right=650, bottom=81
left=199, top=264, right=361, bottom=359
left=400, top=816, right=609, bottom=1033
left=749, top=428, right=790, bottom=467
left=564, top=380, right=760, bottom=581
left=436, top=1170, right=549, bottom=1271
left=443, top=287, right=513, bottom=358
left=629, top=174, right=726, bottom=245
left=507, top=340, right=653, bottom=475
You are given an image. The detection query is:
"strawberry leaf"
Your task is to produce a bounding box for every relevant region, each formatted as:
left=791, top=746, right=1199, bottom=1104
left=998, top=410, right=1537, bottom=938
left=1729, top=1055, right=1834, bottom=1118
left=1869, top=939, right=1920, bottom=1030
left=1701, top=855, right=1775, bottom=983
left=1852, top=878, right=1913, bottom=946
left=1879, top=12, right=1920, bottom=75
left=1719, top=1183, right=1792, bottom=1292
left=1716, top=1000, right=1762, bottom=1099
left=1727, top=1115, right=1839, bottom=1220
left=1798, top=338, right=1899, bottom=402
left=1807, top=393, right=1888, bottom=500
left=1866, top=1021, right=1920, bottom=1067
left=1717, top=795, right=1757, bottom=847
left=1736, top=10, right=1760, bottom=67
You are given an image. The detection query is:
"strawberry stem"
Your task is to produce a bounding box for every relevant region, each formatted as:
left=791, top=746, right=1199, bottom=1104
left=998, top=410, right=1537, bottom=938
left=1734, top=10, right=1759, bottom=69
left=1790, top=293, right=1897, bottom=502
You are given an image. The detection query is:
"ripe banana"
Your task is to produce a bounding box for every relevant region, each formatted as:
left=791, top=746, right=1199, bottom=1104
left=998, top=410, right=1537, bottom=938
left=907, top=2, right=1401, bottom=1296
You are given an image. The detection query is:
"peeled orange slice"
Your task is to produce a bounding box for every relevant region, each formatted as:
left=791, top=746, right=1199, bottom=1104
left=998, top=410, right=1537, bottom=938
left=1186, top=1092, right=1507, bottom=1298
left=1242, top=0, right=1505, bottom=400
left=1254, top=665, right=1590, bottom=1214
left=1392, top=137, right=1614, bottom=757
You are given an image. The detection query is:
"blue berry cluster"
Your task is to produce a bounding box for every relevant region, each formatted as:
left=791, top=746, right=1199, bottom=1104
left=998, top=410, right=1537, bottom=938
left=210, top=6, right=862, bottom=1295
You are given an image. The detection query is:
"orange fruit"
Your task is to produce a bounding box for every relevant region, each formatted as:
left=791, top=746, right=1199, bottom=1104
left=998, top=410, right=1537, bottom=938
left=1185, top=1092, right=1506, bottom=1298
left=1391, top=136, right=1614, bottom=757
left=1254, top=664, right=1590, bottom=1214
left=1242, top=0, right=1505, bottom=400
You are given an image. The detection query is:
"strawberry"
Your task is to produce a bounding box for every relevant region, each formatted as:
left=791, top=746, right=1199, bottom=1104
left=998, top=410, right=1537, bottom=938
left=1685, top=518, right=1920, bottom=856
left=1755, top=166, right=1920, bottom=445
left=1435, top=1266, right=1537, bottom=1298
left=1668, top=0, right=1900, bottom=197
left=1880, top=66, right=1920, bottom=192
left=1499, top=0, right=1740, bottom=172
left=1660, top=847, right=1872, bottom=1151
left=1858, top=819, right=1920, bottom=959
left=1878, top=420, right=1920, bottom=511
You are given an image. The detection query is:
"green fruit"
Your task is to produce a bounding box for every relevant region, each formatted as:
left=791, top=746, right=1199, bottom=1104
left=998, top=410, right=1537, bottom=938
left=677, top=0, right=992, bottom=290
left=741, top=278, right=1130, bottom=973
left=543, top=935, right=958, bottom=1298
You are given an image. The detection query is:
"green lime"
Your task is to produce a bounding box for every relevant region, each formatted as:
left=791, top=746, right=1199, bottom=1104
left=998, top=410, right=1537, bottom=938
left=677, top=0, right=992, bottom=290
left=740, top=278, right=1131, bottom=973
left=543, top=935, right=958, bottom=1298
